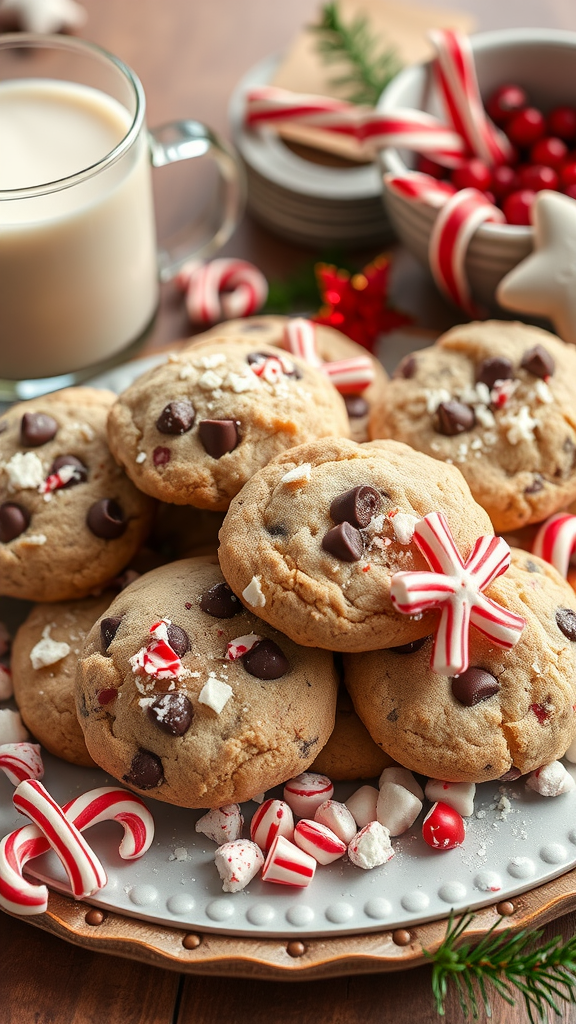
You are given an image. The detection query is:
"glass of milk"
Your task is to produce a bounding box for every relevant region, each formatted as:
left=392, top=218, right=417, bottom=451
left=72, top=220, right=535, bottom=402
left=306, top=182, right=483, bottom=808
left=0, top=34, right=244, bottom=400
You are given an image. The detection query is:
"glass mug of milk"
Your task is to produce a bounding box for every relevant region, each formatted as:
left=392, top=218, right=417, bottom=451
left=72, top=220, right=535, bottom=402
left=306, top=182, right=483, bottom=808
left=0, top=34, right=244, bottom=400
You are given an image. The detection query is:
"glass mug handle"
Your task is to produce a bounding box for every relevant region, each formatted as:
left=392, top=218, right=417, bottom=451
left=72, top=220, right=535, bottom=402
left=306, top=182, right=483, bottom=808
left=148, top=120, right=246, bottom=283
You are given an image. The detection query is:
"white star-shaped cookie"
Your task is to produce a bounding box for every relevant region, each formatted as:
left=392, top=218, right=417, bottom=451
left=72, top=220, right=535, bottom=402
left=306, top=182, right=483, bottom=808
left=0, top=0, right=86, bottom=34
left=497, top=190, right=576, bottom=345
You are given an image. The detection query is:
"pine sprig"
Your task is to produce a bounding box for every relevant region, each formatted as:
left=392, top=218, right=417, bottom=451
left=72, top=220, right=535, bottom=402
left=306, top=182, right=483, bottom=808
left=428, top=910, right=576, bottom=1022
left=310, top=2, right=401, bottom=106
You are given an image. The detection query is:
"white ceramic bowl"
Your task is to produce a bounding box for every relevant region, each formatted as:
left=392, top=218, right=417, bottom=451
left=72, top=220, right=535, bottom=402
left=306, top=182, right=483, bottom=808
left=378, top=28, right=576, bottom=308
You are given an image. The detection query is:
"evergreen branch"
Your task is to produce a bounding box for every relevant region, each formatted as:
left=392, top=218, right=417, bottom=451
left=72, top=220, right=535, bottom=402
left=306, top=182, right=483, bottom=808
left=428, top=910, right=576, bottom=1022
left=310, top=2, right=401, bottom=106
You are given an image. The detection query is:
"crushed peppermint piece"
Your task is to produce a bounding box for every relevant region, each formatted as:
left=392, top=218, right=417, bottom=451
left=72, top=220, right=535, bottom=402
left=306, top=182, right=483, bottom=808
left=526, top=760, right=575, bottom=797
left=226, top=633, right=262, bottom=660
left=425, top=387, right=451, bottom=414
left=0, top=709, right=28, bottom=744
left=227, top=370, right=258, bottom=393
left=179, top=363, right=197, bottom=381
left=198, top=369, right=224, bottom=390
left=168, top=847, right=189, bottom=861
left=30, top=626, right=70, bottom=670
left=281, top=463, right=312, bottom=485
left=136, top=452, right=147, bottom=464
left=391, top=512, right=419, bottom=545
left=198, top=676, right=233, bottom=714
left=197, top=353, right=226, bottom=369
left=501, top=406, right=538, bottom=445
left=76, top=423, right=95, bottom=442
left=533, top=379, right=553, bottom=404
left=474, top=404, right=496, bottom=428
left=18, top=533, right=47, bottom=546
left=4, top=452, right=44, bottom=491
left=242, top=576, right=266, bottom=608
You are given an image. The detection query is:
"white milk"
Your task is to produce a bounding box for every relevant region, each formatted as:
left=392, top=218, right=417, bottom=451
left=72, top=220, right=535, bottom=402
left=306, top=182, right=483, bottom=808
left=0, top=79, right=158, bottom=379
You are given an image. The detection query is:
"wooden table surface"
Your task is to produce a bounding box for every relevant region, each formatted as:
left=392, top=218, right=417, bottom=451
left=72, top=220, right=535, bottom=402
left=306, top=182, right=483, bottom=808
left=4, top=0, right=576, bottom=1021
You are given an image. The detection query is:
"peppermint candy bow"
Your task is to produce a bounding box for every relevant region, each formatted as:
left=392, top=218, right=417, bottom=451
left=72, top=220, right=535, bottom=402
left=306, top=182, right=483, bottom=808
left=390, top=513, right=525, bottom=675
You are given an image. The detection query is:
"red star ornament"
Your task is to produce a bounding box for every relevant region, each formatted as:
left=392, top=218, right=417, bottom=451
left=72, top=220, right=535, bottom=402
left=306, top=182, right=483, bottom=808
left=313, top=255, right=411, bottom=353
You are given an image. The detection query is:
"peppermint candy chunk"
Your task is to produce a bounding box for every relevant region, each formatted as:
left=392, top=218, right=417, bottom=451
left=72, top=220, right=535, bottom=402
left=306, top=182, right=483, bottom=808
left=321, top=357, right=375, bottom=394
left=526, top=761, right=576, bottom=797
left=283, top=773, right=334, bottom=818
left=250, top=798, right=294, bottom=851
left=425, top=779, right=476, bottom=817
left=0, top=709, right=28, bottom=744
left=283, top=318, right=322, bottom=368
left=293, top=819, right=346, bottom=865
left=130, top=638, right=184, bottom=680
left=378, top=766, right=424, bottom=800
left=214, top=839, right=264, bottom=892
left=345, top=785, right=379, bottom=829
left=314, top=799, right=357, bottom=844
left=261, top=834, right=316, bottom=887
left=195, top=804, right=244, bottom=844
left=422, top=801, right=465, bottom=850
left=376, top=784, right=422, bottom=837
left=533, top=513, right=576, bottom=579
left=226, top=633, right=262, bottom=661
left=390, top=512, right=525, bottom=675
left=348, top=821, right=394, bottom=870
left=0, top=743, right=44, bottom=786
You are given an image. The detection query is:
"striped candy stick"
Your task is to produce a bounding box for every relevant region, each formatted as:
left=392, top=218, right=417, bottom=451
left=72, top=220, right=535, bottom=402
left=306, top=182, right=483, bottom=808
left=250, top=798, right=294, bottom=852
left=0, top=743, right=44, bottom=786
left=533, top=512, right=576, bottom=579
left=283, top=318, right=322, bottom=368
left=283, top=318, right=374, bottom=391
left=177, top=258, right=268, bottom=325
left=261, top=834, right=316, bottom=887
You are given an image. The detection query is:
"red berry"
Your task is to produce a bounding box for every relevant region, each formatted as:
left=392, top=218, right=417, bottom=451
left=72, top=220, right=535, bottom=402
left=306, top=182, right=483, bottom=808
left=416, top=155, right=446, bottom=179
left=517, top=163, right=559, bottom=192
left=491, top=165, right=519, bottom=199
left=486, top=84, right=528, bottom=126
left=451, top=157, right=492, bottom=192
left=547, top=106, right=576, bottom=142
left=422, top=802, right=465, bottom=851
left=506, top=107, right=546, bottom=148
left=502, top=189, right=536, bottom=225
left=530, top=136, right=568, bottom=169
left=563, top=184, right=576, bottom=201
left=560, top=160, right=576, bottom=188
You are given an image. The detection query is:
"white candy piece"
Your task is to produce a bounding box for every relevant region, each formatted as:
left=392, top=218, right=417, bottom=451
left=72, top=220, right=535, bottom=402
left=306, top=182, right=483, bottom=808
left=348, top=821, right=394, bottom=871
left=242, top=576, right=266, bottom=608
left=195, top=804, right=244, bottom=844
left=379, top=766, right=424, bottom=801
left=29, top=626, right=70, bottom=670
left=294, top=819, right=346, bottom=865
left=261, top=834, right=316, bottom=887
left=250, top=798, right=294, bottom=851
left=314, top=799, right=357, bottom=844
left=345, top=785, right=379, bottom=828
left=377, top=783, right=422, bottom=836
left=526, top=761, right=576, bottom=798
left=0, top=665, right=13, bottom=700
left=0, top=710, right=28, bottom=745
left=283, top=773, right=334, bottom=818
left=564, top=738, right=576, bottom=764
left=425, top=779, right=476, bottom=817
left=197, top=676, right=233, bottom=714
left=214, top=839, right=264, bottom=893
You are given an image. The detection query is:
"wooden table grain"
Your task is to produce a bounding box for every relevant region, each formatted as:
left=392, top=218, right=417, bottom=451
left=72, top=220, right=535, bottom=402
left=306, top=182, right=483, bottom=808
left=4, top=0, right=576, bottom=1021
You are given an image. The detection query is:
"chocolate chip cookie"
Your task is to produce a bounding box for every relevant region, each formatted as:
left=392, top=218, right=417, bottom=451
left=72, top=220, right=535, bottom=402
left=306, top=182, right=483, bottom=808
left=345, top=550, right=576, bottom=782
left=311, top=680, right=393, bottom=780
left=107, top=337, right=350, bottom=510
left=76, top=558, right=338, bottom=808
left=218, top=437, right=493, bottom=652
left=0, top=388, right=155, bottom=602
left=194, top=315, right=388, bottom=442
left=369, top=321, right=576, bottom=532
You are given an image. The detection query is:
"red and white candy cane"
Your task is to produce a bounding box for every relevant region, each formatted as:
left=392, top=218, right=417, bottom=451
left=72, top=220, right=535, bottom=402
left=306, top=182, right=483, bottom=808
left=177, top=258, right=268, bottom=325
left=0, top=785, right=154, bottom=915
left=385, top=170, right=456, bottom=208
left=293, top=819, right=346, bottom=865
left=284, top=318, right=322, bottom=368
left=429, top=29, right=513, bottom=168
left=283, top=318, right=374, bottom=392
left=533, top=513, right=576, bottom=579
left=390, top=512, right=525, bottom=675
left=250, top=798, right=294, bottom=851
left=0, top=743, right=43, bottom=786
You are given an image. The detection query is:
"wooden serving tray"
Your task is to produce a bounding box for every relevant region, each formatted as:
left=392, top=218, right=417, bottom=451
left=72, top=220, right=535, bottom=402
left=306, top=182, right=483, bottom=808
left=9, top=866, right=576, bottom=980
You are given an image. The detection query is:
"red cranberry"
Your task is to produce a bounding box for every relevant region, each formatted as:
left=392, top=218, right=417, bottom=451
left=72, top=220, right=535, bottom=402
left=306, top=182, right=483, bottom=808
left=486, top=84, right=528, bottom=126
left=547, top=106, right=576, bottom=142
left=506, top=107, right=546, bottom=148
left=530, top=136, right=568, bottom=169
left=563, top=184, right=576, bottom=200
left=451, top=157, right=492, bottom=192
left=517, top=164, right=559, bottom=192
left=560, top=160, right=576, bottom=188
left=491, top=165, right=519, bottom=199
left=502, top=189, right=536, bottom=225
left=416, top=155, right=446, bottom=179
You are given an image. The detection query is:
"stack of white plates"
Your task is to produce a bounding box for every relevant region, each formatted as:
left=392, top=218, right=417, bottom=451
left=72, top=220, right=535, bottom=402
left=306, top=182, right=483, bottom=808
left=229, top=55, right=393, bottom=248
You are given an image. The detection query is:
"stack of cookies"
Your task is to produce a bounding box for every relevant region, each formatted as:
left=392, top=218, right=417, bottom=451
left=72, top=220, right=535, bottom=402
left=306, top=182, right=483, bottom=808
left=3, top=315, right=576, bottom=825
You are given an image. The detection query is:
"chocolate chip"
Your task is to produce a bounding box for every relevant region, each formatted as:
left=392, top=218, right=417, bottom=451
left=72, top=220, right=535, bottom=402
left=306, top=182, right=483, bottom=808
left=198, top=419, right=239, bottom=458
left=499, top=767, right=522, bottom=781
left=242, top=638, right=289, bottom=679
left=266, top=524, right=288, bottom=537
left=166, top=624, right=189, bottom=657
left=124, top=750, right=164, bottom=789
left=390, top=636, right=430, bottom=654
left=476, top=357, right=514, bottom=389
left=394, top=355, right=416, bottom=379
left=330, top=485, right=381, bottom=529
left=86, top=499, right=126, bottom=540
left=0, top=502, right=30, bottom=542
left=524, top=474, right=544, bottom=494
left=343, top=395, right=369, bottom=419
left=436, top=400, right=475, bottom=436
left=156, top=400, right=195, bottom=435
left=148, top=692, right=193, bottom=736
left=321, top=522, right=363, bottom=562
left=556, top=608, right=576, bottom=641
left=521, top=344, right=555, bottom=379
left=451, top=667, right=500, bottom=706
left=200, top=582, right=240, bottom=618
left=20, top=412, right=58, bottom=447
left=153, top=446, right=171, bottom=466
left=387, top=709, right=398, bottom=722
left=100, top=615, right=123, bottom=651
left=50, top=454, right=88, bottom=486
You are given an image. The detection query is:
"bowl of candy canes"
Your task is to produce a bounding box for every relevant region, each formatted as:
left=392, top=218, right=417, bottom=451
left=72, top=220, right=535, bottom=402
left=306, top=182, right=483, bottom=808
left=377, top=28, right=576, bottom=313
